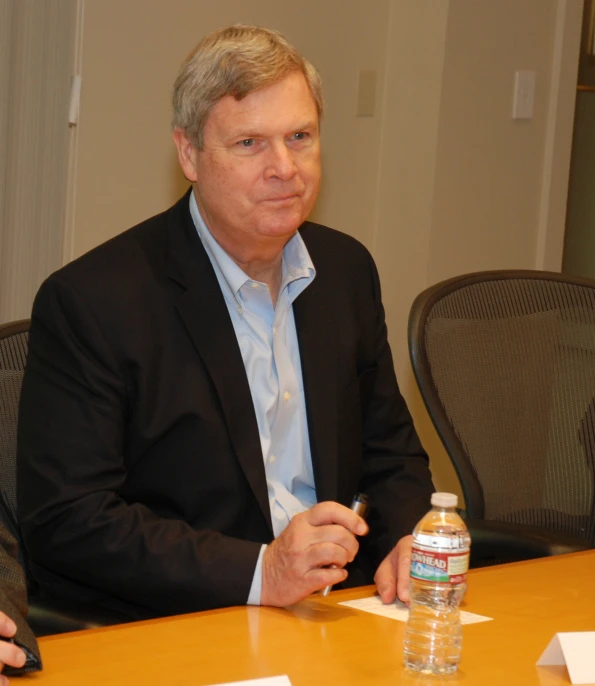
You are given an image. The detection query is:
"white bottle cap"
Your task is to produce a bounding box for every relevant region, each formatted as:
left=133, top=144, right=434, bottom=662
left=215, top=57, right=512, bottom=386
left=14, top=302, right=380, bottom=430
left=431, top=492, right=458, bottom=508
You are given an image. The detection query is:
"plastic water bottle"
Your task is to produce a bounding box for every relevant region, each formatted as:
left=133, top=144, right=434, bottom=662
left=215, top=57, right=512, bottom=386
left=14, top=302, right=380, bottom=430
left=403, top=492, right=471, bottom=675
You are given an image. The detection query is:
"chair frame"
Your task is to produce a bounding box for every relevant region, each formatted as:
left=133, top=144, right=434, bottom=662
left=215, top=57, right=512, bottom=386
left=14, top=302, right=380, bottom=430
left=0, top=320, right=30, bottom=338
left=0, top=319, right=32, bottom=564
left=408, top=268, right=595, bottom=522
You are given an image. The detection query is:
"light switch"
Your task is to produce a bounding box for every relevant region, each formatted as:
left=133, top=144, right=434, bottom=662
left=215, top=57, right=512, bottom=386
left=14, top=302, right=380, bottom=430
left=68, top=74, right=82, bottom=126
left=512, top=70, right=536, bottom=120
left=356, top=69, right=377, bottom=117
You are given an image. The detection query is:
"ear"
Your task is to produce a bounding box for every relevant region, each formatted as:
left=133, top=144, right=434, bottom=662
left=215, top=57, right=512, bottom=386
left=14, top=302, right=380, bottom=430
left=172, top=128, right=199, bottom=182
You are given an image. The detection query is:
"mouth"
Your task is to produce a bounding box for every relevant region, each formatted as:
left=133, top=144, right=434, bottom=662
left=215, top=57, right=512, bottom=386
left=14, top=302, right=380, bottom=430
left=264, top=193, right=301, bottom=203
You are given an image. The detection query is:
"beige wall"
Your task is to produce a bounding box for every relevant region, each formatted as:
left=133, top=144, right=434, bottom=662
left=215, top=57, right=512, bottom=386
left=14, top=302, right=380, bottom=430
left=70, top=0, right=392, bottom=257
left=371, top=3, right=456, bottom=493
left=0, top=0, right=77, bottom=322
left=372, top=0, right=581, bottom=496
left=429, top=0, right=557, bottom=281
left=68, top=0, right=582, bottom=499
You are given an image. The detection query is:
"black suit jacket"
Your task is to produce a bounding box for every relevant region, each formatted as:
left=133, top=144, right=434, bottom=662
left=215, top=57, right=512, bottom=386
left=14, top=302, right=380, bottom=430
left=17, top=191, right=433, bottom=619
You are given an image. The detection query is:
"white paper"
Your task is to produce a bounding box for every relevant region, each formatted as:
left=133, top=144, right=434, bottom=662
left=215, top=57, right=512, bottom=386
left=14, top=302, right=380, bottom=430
left=339, top=595, right=492, bottom=624
left=205, top=677, right=292, bottom=686
left=537, top=633, right=566, bottom=666
left=537, top=632, right=595, bottom=684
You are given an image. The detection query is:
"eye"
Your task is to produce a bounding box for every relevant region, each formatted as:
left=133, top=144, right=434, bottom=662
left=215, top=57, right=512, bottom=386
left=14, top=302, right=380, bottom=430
left=239, top=138, right=255, bottom=147
left=292, top=132, right=307, bottom=141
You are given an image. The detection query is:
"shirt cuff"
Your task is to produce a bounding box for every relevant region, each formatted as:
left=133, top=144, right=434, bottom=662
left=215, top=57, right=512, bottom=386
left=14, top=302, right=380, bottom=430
left=247, top=544, right=267, bottom=605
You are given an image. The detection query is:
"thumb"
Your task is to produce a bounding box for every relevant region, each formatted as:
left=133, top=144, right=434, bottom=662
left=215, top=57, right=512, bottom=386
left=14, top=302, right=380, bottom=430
left=0, top=612, right=16, bottom=638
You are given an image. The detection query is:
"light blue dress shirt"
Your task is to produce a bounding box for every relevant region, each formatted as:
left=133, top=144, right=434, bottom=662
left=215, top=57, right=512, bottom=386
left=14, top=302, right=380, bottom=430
left=189, top=193, right=317, bottom=604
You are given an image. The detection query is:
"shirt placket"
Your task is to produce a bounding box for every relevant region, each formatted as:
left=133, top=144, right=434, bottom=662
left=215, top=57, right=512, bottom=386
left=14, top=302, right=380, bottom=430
left=268, top=283, right=306, bottom=529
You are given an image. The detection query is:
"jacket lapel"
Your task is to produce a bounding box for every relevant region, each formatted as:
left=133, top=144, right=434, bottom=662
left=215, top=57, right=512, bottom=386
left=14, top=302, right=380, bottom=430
left=166, top=195, right=273, bottom=535
left=294, top=230, right=339, bottom=503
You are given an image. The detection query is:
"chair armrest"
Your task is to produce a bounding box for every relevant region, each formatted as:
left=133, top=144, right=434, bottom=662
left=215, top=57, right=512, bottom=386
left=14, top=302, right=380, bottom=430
left=465, top=518, right=593, bottom=567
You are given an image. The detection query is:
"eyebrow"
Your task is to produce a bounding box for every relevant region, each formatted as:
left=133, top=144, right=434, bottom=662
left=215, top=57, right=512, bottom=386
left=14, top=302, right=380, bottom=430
left=291, top=120, right=319, bottom=133
left=226, top=120, right=319, bottom=142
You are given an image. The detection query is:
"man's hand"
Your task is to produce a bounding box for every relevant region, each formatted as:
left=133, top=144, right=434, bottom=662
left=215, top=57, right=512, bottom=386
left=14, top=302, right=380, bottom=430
left=261, top=501, right=368, bottom=607
left=374, top=534, right=413, bottom=605
left=0, top=612, right=26, bottom=683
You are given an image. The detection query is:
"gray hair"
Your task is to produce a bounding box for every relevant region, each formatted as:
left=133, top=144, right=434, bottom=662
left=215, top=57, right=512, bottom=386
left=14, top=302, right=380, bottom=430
left=172, top=25, right=324, bottom=150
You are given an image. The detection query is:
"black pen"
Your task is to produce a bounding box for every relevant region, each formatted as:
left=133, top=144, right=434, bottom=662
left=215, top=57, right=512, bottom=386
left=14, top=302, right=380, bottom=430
left=320, top=493, right=370, bottom=597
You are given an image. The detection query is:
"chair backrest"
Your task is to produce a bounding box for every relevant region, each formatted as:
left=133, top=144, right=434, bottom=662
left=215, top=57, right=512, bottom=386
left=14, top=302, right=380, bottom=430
left=409, top=270, right=595, bottom=544
left=0, top=320, right=30, bottom=545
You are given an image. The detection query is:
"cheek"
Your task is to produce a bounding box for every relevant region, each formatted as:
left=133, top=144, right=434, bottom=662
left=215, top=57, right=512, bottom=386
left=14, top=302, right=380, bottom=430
left=301, top=153, right=322, bottom=183
left=303, top=163, right=322, bottom=196
left=218, top=164, right=260, bottom=198
left=208, top=161, right=233, bottom=186
left=201, top=171, right=243, bottom=206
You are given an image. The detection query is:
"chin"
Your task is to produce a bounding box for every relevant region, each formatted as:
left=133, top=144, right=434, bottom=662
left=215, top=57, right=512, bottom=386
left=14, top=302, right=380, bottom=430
left=260, top=214, right=307, bottom=238
left=258, top=227, right=300, bottom=242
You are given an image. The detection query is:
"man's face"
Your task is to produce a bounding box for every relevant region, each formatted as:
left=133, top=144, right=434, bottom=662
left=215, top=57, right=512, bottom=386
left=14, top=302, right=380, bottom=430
left=174, top=71, right=321, bottom=256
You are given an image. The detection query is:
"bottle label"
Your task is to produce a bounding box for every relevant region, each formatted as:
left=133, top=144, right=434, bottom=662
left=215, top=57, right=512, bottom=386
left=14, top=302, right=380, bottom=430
left=410, top=546, right=469, bottom=584
left=413, top=532, right=467, bottom=549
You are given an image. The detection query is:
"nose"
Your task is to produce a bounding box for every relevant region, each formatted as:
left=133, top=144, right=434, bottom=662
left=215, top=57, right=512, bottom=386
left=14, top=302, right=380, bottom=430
left=265, top=141, right=297, bottom=181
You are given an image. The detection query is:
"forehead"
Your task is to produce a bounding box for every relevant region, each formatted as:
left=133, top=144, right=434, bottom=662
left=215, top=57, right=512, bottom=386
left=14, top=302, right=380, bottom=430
left=204, top=72, right=319, bottom=139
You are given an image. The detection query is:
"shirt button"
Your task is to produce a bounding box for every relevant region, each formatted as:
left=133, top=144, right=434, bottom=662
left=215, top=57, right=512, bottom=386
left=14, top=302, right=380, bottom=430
left=237, top=306, right=243, bottom=315
left=250, top=282, right=259, bottom=289
left=269, top=455, right=276, bottom=463
left=273, top=326, right=276, bottom=335
left=283, top=391, right=291, bottom=402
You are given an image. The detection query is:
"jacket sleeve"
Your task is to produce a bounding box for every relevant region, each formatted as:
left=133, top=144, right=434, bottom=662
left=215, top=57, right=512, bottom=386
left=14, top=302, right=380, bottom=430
left=0, top=526, right=41, bottom=674
left=17, top=275, right=261, bottom=616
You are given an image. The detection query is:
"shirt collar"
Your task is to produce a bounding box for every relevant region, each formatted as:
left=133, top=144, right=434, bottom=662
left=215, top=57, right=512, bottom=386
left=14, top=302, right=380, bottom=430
left=189, top=191, right=315, bottom=295
left=190, top=191, right=249, bottom=296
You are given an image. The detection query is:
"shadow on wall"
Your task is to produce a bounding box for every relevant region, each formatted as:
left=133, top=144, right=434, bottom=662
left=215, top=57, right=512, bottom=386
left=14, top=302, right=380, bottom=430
left=168, top=149, right=193, bottom=201
left=401, top=366, right=463, bottom=501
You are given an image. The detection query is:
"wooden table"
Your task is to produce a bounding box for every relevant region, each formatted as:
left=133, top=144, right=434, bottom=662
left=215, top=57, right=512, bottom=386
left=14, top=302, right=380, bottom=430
left=25, top=551, right=595, bottom=685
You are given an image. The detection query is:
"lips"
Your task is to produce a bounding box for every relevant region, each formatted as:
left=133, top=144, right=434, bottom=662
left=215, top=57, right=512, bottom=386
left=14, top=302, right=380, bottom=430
left=265, top=194, right=300, bottom=202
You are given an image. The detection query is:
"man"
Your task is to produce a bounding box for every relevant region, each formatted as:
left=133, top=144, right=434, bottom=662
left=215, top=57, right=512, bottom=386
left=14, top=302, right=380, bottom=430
left=17, top=25, right=434, bottom=619
left=0, top=526, right=42, bottom=679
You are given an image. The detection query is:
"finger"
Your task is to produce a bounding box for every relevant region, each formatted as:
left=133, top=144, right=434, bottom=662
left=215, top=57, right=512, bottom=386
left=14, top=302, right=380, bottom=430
left=0, top=642, right=26, bottom=670
left=0, top=614, right=16, bottom=639
left=261, top=542, right=349, bottom=606
left=396, top=542, right=413, bottom=604
left=375, top=554, right=397, bottom=604
left=309, top=524, right=360, bottom=561
left=306, top=565, right=348, bottom=592
left=305, top=540, right=356, bottom=570
left=0, top=674, right=8, bottom=686
left=305, top=501, right=368, bottom=535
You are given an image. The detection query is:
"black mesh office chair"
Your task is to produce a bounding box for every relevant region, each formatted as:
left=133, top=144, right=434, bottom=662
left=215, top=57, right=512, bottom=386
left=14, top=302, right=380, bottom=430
left=409, top=270, right=595, bottom=566
left=0, top=319, right=128, bottom=635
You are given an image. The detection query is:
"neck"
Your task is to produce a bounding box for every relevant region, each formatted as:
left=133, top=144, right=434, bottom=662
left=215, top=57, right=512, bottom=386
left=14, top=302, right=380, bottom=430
left=208, top=227, right=287, bottom=306
left=233, top=251, right=284, bottom=307
left=193, top=193, right=293, bottom=306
